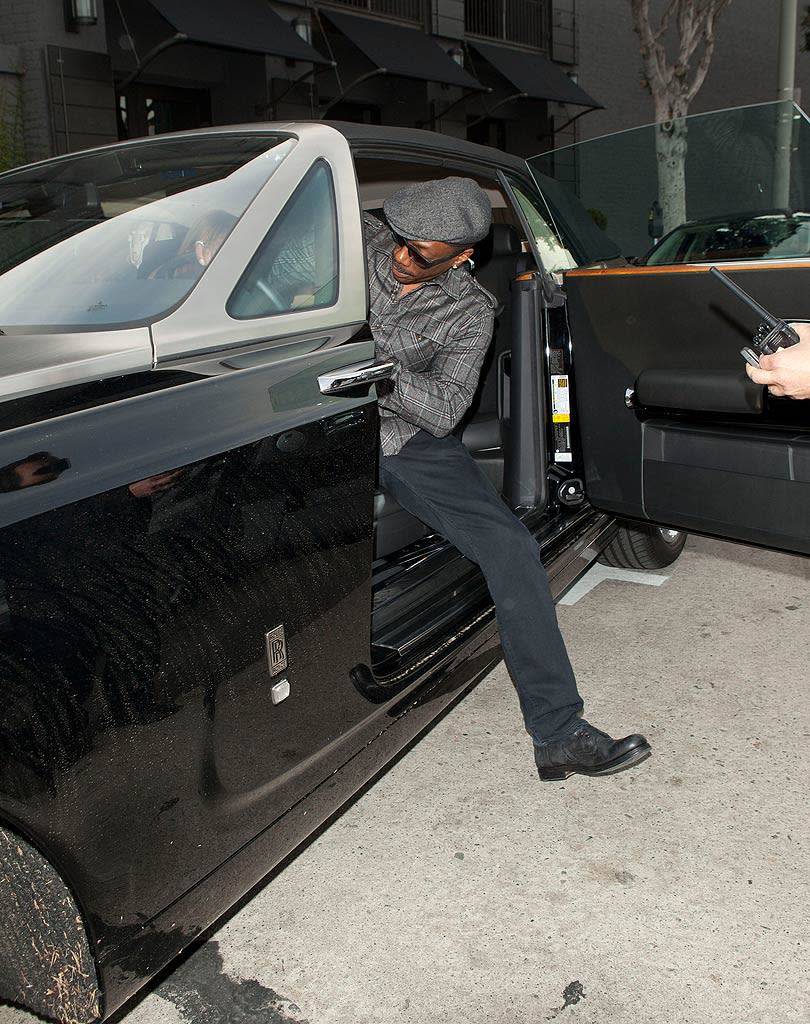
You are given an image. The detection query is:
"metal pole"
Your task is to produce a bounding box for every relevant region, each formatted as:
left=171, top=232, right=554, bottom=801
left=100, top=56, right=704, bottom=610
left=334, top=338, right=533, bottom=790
left=777, top=0, right=798, bottom=102
left=774, top=0, right=798, bottom=207
left=56, top=49, right=72, bottom=153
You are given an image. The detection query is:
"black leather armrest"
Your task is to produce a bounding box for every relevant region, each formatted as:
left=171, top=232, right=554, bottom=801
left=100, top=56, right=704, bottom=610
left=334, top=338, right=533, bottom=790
left=635, top=368, right=764, bottom=414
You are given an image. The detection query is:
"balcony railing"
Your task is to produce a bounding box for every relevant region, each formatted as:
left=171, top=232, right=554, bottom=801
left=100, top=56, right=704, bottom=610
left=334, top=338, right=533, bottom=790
left=465, top=0, right=549, bottom=50
left=322, top=0, right=424, bottom=23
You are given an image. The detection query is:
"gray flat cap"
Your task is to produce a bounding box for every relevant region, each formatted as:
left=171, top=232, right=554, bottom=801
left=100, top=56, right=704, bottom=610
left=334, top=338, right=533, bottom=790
left=383, top=177, right=492, bottom=246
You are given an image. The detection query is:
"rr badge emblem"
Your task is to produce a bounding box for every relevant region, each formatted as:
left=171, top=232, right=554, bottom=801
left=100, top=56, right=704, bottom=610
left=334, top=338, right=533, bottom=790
left=265, top=625, right=288, bottom=676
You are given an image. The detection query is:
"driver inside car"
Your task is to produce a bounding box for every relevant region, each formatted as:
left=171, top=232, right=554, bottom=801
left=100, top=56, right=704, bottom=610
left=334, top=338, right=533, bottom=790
left=367, top=176, right=651, bottom=781
left=148, top=209, right=237, bottom=280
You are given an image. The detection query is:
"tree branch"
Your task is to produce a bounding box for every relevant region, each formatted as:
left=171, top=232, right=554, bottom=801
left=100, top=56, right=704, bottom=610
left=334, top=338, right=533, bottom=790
left=677, top=2, right=707, bottom=68
left=630, top=0, right=671, bottom=96
left=654, top=0, right=680, bottom=41
left=685, top=3, right=730, bottom=102
left=630, top=0, right=656, bottom=53
left=628, top=0, right=732, bottom=110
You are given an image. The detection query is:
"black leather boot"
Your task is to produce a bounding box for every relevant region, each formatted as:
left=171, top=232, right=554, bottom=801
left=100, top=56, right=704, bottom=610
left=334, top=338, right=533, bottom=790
left=534, top=721, right=651, bottom=781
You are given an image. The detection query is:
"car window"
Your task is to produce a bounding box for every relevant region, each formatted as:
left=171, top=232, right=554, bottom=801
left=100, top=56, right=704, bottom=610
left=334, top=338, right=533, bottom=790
left=228, top=161, right=338, bottom=319
left=0, top=136, right=294, bottom=329
left=529, top=101, right=810, bottom=265
left=507, top=178, right=578, bottom=272
left=0, top=134, right=292, bottom=273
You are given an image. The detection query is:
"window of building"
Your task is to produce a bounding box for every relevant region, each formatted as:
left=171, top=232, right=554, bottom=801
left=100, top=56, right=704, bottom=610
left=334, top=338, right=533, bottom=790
left=466, top=116, right=506, bottom=151
left=117, top=84, right=212, bottom=141
left=324, top=101, right=382, bottom=125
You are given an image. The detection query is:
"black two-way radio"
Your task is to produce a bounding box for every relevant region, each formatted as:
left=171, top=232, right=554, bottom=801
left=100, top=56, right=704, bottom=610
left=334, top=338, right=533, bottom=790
left=709, top=266, right=800, bottom=368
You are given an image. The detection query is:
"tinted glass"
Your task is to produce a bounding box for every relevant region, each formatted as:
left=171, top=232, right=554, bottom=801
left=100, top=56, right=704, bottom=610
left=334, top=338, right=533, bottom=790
left=228, top=161, right=339, bottom=319
left=0, top=135, right=294, bottom=328
left=530, top=169, right=622, bottom=265
left=529, top=101, right=810, bottom=266
left=507, top=178, right=577, bottom=272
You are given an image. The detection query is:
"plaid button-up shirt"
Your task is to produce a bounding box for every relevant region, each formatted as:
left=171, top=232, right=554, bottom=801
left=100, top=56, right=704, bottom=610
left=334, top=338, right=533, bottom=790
left=365, top=215, right=497, bottom=457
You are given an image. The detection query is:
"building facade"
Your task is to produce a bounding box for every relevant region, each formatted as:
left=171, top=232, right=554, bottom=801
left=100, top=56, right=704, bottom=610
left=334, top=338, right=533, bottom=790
left=0, top=0, right=596, bottom=170
left=2, top=1, right=808, bottom=174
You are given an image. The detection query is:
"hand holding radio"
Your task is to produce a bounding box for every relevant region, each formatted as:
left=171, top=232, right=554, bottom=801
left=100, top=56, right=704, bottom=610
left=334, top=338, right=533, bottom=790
left=709, top=266, right=810, bottom=399
left=746, top=322, right=810, bottom=399
left=709, top=266, right=800, bottom=367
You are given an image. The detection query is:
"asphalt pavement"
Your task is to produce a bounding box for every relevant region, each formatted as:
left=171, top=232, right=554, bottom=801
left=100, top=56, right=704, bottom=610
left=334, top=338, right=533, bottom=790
left=2, top=534, right=809, bottom=1024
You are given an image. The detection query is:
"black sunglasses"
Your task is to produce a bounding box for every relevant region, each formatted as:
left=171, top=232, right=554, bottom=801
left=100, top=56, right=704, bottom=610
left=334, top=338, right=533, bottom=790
left=391, top=231, right=466, bottom=269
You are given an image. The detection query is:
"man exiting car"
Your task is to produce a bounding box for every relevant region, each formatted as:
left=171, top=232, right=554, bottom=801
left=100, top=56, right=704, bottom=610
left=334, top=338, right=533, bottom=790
left=367, top=176, right=651, bottom=781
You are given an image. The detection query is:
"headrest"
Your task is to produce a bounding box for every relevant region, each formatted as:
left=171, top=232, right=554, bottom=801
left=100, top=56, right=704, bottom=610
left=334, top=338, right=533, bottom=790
left=489, top=223, right=522, bottom=258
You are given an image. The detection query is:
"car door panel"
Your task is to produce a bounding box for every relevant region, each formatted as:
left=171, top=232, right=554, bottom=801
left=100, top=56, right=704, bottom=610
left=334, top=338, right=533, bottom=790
left=564, top=262, right=810, bottom=553
left=634, top=368, right=764, bottom=415
left=0, top=342, right=372, bottom=530
left=0, top=119, right=390, bottom=1002
left=641, top=420, right=810, bottom=548
left=0, top=341, right=382, bottom=954
left=0, top=327, right=153, bottom=405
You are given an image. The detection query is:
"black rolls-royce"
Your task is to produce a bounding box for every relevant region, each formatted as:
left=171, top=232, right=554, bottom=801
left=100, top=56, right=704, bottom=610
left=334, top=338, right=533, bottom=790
left=1, top=100, right=809, bottom=1023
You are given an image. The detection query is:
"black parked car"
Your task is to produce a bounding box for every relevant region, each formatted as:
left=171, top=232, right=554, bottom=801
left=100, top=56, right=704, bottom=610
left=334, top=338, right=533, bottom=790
left=1, top=106, right=809, bottom=1024
left=640, top=210, right=810, bottom=265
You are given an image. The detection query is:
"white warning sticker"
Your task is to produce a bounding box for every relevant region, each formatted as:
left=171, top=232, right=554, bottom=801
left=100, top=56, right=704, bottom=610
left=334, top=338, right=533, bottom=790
left=551, top=374, right=570, bottom=423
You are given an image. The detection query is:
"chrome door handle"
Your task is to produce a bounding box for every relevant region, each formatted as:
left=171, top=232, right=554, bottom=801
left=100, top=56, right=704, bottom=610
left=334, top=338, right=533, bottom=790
left=317, top=359, right=395, bottom=396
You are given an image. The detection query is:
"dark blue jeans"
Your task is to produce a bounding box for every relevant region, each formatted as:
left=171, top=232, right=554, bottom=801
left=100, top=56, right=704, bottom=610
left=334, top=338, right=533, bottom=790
left=379, top=430, right=584, bottom=744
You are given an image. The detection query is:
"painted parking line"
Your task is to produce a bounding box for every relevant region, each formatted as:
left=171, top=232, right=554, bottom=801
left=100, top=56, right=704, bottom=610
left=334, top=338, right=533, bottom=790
left=559, top=564, right=670, bottom=606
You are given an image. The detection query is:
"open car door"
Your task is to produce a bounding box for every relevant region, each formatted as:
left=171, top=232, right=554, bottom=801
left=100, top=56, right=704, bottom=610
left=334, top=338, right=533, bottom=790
left=528, top=101, right=810, bottom=556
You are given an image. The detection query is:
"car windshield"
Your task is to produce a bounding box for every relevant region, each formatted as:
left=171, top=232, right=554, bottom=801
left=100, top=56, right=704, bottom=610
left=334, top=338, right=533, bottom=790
left=0, top=134, right=294, bottom=329
left=528, top=101, right=810, bottom=266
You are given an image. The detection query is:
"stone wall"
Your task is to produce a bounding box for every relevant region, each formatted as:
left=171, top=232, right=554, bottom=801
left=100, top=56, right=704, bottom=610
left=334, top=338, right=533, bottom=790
left=0, top=45, right=25, bottom=171
left=1, top=0, right=112, bottom=162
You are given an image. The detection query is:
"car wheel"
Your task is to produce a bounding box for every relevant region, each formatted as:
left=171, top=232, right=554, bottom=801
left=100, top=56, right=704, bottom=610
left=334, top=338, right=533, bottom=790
left=598, top=522, right=687, bottom=570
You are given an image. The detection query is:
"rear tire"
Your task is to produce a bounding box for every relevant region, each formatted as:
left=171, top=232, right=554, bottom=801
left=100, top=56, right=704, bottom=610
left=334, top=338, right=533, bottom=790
left=599, top=522, right=687, bottom=570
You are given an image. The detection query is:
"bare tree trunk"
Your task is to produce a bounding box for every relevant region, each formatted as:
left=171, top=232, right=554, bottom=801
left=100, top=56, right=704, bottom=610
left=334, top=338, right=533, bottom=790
left=655, top=118, right=688, bottom=233
left=630, top=0, right=732, bottom=234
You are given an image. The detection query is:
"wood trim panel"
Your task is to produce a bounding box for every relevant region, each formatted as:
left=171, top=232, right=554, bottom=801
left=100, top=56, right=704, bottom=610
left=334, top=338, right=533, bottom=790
left=566, top=259, right=810, bottom=278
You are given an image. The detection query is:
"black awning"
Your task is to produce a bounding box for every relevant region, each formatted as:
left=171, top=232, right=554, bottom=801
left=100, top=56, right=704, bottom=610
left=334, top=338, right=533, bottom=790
left=149, top=0, right=329, bottom=63
left=470, top=42, right=601, bottom=108
left=323, top=10, right=484, bottom=90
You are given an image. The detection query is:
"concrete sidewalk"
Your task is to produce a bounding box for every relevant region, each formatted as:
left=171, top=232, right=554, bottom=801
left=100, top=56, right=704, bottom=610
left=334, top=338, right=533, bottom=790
left=3, top=535, right=809, bottom=1024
